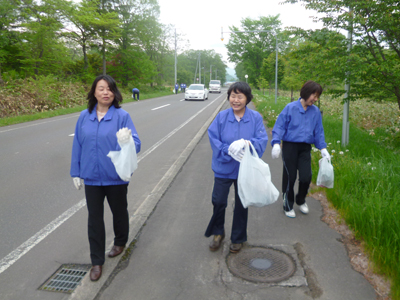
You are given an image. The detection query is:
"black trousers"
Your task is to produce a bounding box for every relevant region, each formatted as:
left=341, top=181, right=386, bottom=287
left=205, top=177, right=248, bottom=243
left=281, top=141, right=312, bottom=211
left=85, top=184, right=129, bottom=266
left=133, top=91, right=139, bottom=100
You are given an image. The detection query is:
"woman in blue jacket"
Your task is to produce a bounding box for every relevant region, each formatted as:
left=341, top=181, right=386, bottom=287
left=271, top=80, right=330, bottom=218
left=70, top=75, right=141, bottom=281
left=205, top=82, right=268, bottom=253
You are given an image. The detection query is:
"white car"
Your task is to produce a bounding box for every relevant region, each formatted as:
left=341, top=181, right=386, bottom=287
left=209, top=80, right=221, bottom=93
left=185, top=84, right=209, bottom=101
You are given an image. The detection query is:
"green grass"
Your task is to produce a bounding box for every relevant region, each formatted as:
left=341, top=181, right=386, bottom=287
left=253, top=90, right=400, bottom=299
left=0, top=89, right=172, bottom=127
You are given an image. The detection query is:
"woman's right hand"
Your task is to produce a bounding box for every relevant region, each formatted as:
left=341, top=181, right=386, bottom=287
left=73, top=177, right=83, bottom=190
left=271, top=144, right=281, bottom=159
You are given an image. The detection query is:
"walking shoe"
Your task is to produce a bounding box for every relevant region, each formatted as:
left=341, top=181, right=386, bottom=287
left=209, top=232, right=225, bottom=251
left=284, top=209, right=296, bottom=218
left=90, top=265, right=102, bottom=281
left=299, top=203, right=309, bottom=214
left=229, top=243, right=242, bottom=253
left=108, top=245, right=125, bottom=258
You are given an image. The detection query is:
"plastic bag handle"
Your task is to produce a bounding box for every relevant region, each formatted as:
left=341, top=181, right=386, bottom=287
left=247, top=142, right=259, bottom=159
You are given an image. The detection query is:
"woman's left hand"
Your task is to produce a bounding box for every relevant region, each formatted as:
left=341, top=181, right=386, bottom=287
left=117, top=128, right=132, bottom=144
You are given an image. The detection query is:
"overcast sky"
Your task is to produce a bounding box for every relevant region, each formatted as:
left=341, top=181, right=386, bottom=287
left=157, top=0, right=323, bottom=69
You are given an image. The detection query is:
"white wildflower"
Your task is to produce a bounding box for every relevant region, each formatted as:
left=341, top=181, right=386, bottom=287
left=339, top=151, right=344, bottom=155
left=367, top=162, right=371, bottom=165
left=331, top=150, right=336, bottom=153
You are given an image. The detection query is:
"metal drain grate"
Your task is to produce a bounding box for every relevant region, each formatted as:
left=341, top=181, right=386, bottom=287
left=39, top=264, right=91, bottom=293
left=227, top=246, right=296, bottom=283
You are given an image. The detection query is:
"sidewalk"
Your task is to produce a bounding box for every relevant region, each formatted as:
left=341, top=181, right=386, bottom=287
left=86, top=103, right=377, bottom=300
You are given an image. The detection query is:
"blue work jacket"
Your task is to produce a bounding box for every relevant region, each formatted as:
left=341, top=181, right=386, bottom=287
left=70, top=105, right=141, bottom=186
left=271, top=98, right=327, bottom=149
left=208, top=107, right=268, bottom=179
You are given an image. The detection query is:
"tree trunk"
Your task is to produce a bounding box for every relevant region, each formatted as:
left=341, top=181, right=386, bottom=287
left=102, top=36, right=106, bottom=75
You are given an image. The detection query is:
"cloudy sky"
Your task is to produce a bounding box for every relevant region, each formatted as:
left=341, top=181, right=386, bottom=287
left=157, top=0, right=323, bottom=69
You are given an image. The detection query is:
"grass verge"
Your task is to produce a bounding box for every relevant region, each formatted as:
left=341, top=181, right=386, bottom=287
left=0, top=89, right=172, bottom=127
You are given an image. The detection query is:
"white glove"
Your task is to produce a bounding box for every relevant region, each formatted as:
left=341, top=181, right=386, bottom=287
left=229, top=147, right=245, bottom=162
left=73, top=177, right=83, bottom=190
left=228, top=139, right=246, bottom=155
left=271, top=143, right=281, bottom=159
left=116, top=127, right=132, bottom=145
left=321, top=148, right=331, bottom=160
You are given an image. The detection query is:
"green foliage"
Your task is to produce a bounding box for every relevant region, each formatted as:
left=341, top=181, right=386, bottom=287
left=284, top=0, right=400, bottom=108
left=226, top=16, right=282, bottom=87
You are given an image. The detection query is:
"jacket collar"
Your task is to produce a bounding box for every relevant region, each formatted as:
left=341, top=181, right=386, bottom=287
left=228, top=106, right=250, bottom=123
left=89, top=104, right=115, bottom=121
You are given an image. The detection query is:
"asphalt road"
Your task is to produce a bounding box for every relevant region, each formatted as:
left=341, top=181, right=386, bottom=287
left=0, top=89, right=227, bottom=300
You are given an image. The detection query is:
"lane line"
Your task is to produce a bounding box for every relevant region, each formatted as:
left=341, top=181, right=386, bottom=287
left=0, top=95, right=224, bottom=275
left=151, top=104, right=170, bottom=110
left=0, top=114, right=80, bottom=133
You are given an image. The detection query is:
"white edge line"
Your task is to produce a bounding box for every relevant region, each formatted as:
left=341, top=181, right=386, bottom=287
left=0, top=199, right=86, bottom=274
left=0, top=95, right=223, bottom=275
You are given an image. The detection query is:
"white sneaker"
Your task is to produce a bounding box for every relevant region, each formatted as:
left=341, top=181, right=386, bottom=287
left=299, top=203, right=309, bottom=214
left=284, top=209, right=296, bottom=218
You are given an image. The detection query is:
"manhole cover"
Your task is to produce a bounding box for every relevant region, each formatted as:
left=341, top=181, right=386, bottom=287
left=39, top=264, right=91, bottom=293
left=227, top=246, right=296, bottom=283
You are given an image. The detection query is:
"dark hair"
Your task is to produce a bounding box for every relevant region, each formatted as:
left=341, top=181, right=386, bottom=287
left=227, top=81, right=253, bottom=104
left=87, top=75, right=123, bottom=113
left=300, top=80, right=323, bottom=101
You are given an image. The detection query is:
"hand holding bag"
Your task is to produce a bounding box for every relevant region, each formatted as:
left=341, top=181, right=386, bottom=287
left=107, top=135, right=138, bottom=182
left=317, top=157, right=334, bottom=188
left=238, top=143, right=279, bottom=208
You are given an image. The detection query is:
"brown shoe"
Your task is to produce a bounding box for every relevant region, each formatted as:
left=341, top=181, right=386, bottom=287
left=209, top=232, right=225, bottom=251
left=90, top=265, right=102, bottom=281
left=108, top=245, right=125, bottom=258
left=229, top=243, right=242, bottom=253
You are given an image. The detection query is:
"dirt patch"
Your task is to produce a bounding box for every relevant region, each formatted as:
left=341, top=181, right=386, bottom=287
left=310, top=187, right=391, bottom=299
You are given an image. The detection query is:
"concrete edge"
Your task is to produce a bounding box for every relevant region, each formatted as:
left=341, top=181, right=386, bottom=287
left=69, top=96, right=227, bottom=300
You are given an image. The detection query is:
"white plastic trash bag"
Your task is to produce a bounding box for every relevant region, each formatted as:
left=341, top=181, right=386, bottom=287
left=238, top=143, right=279, bottom=208
left=107, top=136, right=138, bottom=182
left=317, top=157, right=334, bottom=188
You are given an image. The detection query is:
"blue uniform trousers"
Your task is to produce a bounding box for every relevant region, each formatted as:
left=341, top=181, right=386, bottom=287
left=205, top=177, right=248, bottom=243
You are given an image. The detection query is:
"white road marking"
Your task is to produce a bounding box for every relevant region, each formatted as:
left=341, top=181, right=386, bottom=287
left=0, top=199, right=86, bottom=274
left=0, top=95, right=224, bottom=275
left=151, top=104, right=170, bottom=110
left=0, top=114, right=79, bottom=133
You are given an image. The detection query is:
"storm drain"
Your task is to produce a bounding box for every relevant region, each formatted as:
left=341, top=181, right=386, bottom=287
left=226, top=246, right=296, bottom=283
left=39, top=264, right=91, bottom=293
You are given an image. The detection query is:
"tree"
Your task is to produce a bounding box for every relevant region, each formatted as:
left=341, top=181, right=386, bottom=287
left=17, top=0, right=70, bottom=77
left=226, top=16, right=282, bottom=87
left=285, top=0, right=400, bottom=108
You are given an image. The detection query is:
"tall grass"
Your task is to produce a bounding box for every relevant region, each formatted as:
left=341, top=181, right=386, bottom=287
left=0, top=79, right=172, bottom=127
left=253, top=90, right=400, bottom=299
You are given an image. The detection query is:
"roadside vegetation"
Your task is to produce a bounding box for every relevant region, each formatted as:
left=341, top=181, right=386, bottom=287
left=0, top=76, right=171, bottom=127
left=253, top=90, right=400, bottom=299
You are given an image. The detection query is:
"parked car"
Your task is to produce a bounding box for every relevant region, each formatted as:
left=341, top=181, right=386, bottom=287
left=209, top=80, right=221, bottom=93
left=185, top=84, right=209, bottom=101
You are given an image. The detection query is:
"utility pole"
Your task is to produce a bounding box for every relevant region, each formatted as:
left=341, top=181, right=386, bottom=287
left=199, top=53, right=201, bottom=84
left=210, top=65, right=213, bottom=81
left=342, top=7, right=353, bottom=147
left=174, top=29, right=177, bottom=87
